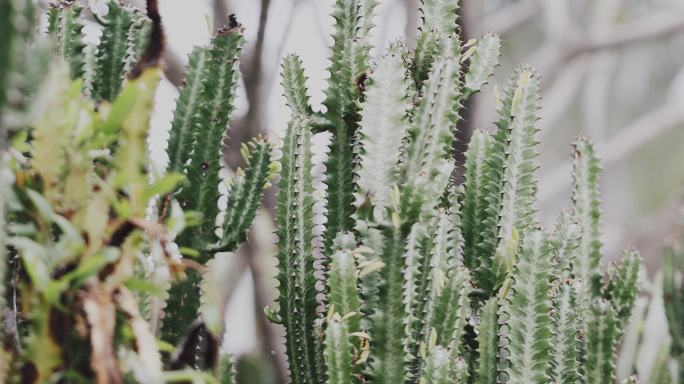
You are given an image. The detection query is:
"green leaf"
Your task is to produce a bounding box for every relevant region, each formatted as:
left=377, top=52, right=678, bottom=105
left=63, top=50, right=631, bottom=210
left=166, top=46, right=209, bottom=175
left=125, top=278, right=166, bottom=298
left=141, top=173, right=185, bottom=203
left=506, top=227, right=553, bottom=384
left=571, top=137, right=604, bottom=295
left=274, top=117, right=319, bottom=384
left=26, top=188, right=54, bottom=225
left=8, top=236, right=50, bottom=289
left=462, top=34, right=501, bottom=99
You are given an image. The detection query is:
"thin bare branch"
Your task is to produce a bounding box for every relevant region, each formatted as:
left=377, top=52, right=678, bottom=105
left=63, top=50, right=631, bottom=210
left=538, top=103, right=684, bottom=207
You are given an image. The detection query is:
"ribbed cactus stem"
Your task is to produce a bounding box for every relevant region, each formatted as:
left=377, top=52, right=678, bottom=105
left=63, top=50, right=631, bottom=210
left=274, top=117, right=319, bottom=384
left=570, top=137, right=604, bottom=295
left=324, top=314, right=355, bottom=384
left=505, top=227, right=553, bottom=384
left=548, top=279, right=582, bottom=384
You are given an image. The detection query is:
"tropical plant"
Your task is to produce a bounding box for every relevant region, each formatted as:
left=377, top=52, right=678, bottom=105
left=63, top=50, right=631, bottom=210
left=268, top=1, right=643, bottom=384
left=0, top=0, right=276, bottom=382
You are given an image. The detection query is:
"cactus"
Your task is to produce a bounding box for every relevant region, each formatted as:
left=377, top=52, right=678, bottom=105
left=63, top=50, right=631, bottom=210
left=0, top=0, right=277, bottom=381
left=0, top=0, right=648, bottom=382
left=271, top=1, right=642, bottom=384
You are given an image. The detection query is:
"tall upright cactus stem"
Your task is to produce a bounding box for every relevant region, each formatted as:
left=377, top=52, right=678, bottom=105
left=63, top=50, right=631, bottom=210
left=551, top=211, right=582, bottom=279
left=327, top=250, right=362, bottom=336
left=506, top=227, right=553, bottom=384
left=367, top=224, right=412, bottom=384
left=324, top=315, right=355, bottom=384
left=461, top=129, right=492, bottom=271
left=570, top=137, right=604, bottom=294
left=462, top=34, right=501, bottom=100
left=93, top=0, right=134, bottom=102
left=177, top=25, right=243, bottom=256
left=274, top=117, right=319, bottom=384
left=488, top=69, right=541, bottom=292
left=166, top=46, right=209, bottom=175
left=607, top=248, right=641, bottom=329
left=548, top=279, right=582, bottom=384
left=423, top=346, right=453, bottom=384
left=583, top=299, right=620, bottom=384
left=354, top=45, right=411, bottom=211
left=162, top=24, right=244, bottom=349
left=474, top=69, right=523, bottom=294
left=48, top=1, right=87, bottom=80
left=475, top=298, right=500, bottom=384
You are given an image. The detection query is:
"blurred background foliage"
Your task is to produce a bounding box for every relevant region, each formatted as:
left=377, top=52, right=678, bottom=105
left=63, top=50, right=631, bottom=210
left=37, top=0, right=684, bottom=382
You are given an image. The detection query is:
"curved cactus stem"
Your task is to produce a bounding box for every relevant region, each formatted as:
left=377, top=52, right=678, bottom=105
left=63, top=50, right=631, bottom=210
left=162, top=25, right=244, bottom=350
left=583, top=299, right=620, bottom=384
left=460, top=128, right=492, bottom=272
left=93, top=1, right=135, bottom=102
left=367, top=223, right=412, bottom=384
left=217, top=138, right=277, bottom=252
left=327, top=249, right=362, bottom=336
left=487, top=68, right=542, bottom=294
left=423, top=346, right=452, bottom=384
left=506, top=227, right=553, bottom=384
left=475, top=68, right=523, bottom=294
left=217, top=351, right=236, bottom=384
left=462, top=34, right=501, bottom=100
left=570, top=137, right=604, bottom=296
left=551, top=210, right=582, bottom=280
left=400, top=53, right=460, bottom=224
left=274, top=117, right=319, bottom=384
left=432, top=266, right=471, bottom=349
left=325, top=315, right=355, bottom=384
left=410, top=208, right=451, bottom=373
left=282, top=54, right=314, bottom=118
left=166, top=46, right=209, bottom=175
left=608, top=248, right=641, bottom=329
left=123, top=14, right=151, bottom=74
left=354, top=48, right=411, bottom=211
left=177, top=25, right=244, bottom=256
left=549, top=279, right=583, bottom=384
left=475, top=297, right=500, bottom=384
left=420, top=0, right=461, bottom=34
left=48, top=1, right=87, bottom=80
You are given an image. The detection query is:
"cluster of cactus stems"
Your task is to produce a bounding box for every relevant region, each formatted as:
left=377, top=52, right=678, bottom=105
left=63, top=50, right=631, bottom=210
left=0, top=0, right=649, bottom=383
left=270, top=1, right=644, bottom=384
left=0, top=0, right=278, bottom=382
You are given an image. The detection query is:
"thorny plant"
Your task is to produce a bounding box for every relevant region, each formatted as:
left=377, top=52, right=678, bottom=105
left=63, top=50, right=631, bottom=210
left=268, top=1, right=643, bottom=384
left=0, top=0, right=645, bottom=383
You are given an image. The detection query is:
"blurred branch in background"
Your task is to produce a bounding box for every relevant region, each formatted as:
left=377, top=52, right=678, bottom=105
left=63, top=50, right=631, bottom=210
left=459, top=0, right=684, bottom=270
